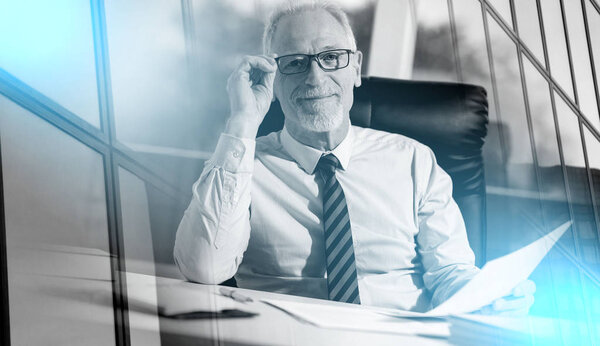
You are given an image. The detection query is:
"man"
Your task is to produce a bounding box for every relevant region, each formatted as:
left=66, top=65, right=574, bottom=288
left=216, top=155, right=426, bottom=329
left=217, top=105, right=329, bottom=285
left=175, top=2, right=534, bottom=313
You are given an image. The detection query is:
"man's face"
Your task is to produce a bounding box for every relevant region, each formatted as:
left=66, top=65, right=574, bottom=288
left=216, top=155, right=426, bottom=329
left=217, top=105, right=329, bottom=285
left=270, top=9, right=362, bottom=133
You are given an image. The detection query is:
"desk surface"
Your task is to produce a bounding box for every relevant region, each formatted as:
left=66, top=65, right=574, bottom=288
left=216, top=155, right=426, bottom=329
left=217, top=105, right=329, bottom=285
left=12, top=268, right=571, bottom=346
left=127, top=274, right=450, bottom=346
left=127, top=274, right=576, bottom=346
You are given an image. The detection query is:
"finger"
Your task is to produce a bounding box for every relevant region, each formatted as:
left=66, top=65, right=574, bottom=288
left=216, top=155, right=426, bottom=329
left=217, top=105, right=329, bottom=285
left=239, top=55, right=277, bottom=75
left=513, top=280, right=536, bottom=297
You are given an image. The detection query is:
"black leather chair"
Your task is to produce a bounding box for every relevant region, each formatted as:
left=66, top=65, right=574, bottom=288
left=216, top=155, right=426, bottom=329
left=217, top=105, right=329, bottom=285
left=258, top=76, right=489, bottom=267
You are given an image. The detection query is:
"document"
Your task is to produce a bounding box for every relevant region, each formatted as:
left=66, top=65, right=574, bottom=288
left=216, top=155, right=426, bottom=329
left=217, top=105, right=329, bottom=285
left=268, top=221, right=572, bottom=328
left=262, top=298, right=450, bottom=337
left=428, top=220, right=571, bottom=315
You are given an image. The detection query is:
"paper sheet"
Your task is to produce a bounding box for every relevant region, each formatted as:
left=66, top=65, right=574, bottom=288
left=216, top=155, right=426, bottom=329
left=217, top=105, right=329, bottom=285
left=428, top=220, right=571, bottom=315
left=262, top=298, right=450, bottom=337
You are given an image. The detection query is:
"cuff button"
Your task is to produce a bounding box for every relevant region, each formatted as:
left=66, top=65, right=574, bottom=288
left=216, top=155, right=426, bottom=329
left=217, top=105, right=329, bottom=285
left=232, top=151, right=240, bottom=158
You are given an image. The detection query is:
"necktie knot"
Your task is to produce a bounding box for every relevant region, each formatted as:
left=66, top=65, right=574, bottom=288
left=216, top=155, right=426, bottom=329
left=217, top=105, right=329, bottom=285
left=316, top=154, right=340, bottom=178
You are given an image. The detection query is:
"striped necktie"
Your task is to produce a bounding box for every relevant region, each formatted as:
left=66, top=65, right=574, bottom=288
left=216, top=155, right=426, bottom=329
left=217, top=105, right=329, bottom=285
left=316, top=154, right=360, bottom=304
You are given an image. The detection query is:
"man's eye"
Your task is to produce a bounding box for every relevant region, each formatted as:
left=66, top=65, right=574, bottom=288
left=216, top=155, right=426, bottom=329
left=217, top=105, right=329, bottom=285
left=322, top=54, right=338, bottom=62
left=284, top=58, right=304, bottom=68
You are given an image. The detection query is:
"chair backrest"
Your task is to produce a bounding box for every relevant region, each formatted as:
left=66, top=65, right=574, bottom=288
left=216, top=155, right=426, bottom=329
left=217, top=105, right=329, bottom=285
left=258, top=76, right=489, bottom=266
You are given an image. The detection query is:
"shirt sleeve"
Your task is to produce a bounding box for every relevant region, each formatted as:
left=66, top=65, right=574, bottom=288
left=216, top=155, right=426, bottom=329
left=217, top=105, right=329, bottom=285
left=173, top=133, right=255, bottom=284
left=414, top=145, right=480, bottom=308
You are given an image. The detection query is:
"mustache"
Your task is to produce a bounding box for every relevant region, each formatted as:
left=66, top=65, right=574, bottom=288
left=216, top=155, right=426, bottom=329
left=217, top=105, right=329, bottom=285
left=293, top=86, right=339, bottom=100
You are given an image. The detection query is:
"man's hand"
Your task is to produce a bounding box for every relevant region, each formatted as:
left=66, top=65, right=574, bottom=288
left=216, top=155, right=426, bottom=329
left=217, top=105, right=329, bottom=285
left=225, top=55, right=277, bottom=138
left=479, top=280, right=536, bottom=316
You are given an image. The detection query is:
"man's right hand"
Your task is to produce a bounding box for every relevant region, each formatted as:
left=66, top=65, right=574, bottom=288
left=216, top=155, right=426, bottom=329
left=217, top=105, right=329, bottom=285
left=225, top=55, right=277, bottom=138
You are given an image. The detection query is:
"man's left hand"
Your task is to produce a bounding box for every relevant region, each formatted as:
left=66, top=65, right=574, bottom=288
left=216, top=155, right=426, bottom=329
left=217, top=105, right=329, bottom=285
left=480, top=280, right=536, bottom=316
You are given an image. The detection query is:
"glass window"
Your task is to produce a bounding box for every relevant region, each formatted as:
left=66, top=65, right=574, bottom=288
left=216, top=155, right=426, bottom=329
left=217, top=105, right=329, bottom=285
left=555, top=93, right=599, bottom=273
left=488, top=19, right=533, bottom=179
left=118, top=167, right=160, bottom=346
left=412, top=0, right=458, bottom=82
left=539, top=0, right=575, bottom=100
left=486, top=0, right=513, bottom=28
left=563, top=0, right=600, bottom=131
left=0, top=95, right=115, bottom=345
left=585, top=1, right=600, bottom=101
left=104, top=0, right=193, bottom=150
left=118, top=166, right=187, bottom=344
left=523, top=56, right=571, bottom=232
left=513, top=0, right=546, bottom=67
left=452, top=1, right=507, bottom=179
left=0, top=0, right=100, bottom=127
left=485, top=18, right=543, bottom=259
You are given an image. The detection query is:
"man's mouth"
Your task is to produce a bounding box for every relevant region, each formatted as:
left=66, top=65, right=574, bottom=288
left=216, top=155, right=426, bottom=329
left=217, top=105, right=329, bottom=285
left=297, top=95, right=335, bottom=102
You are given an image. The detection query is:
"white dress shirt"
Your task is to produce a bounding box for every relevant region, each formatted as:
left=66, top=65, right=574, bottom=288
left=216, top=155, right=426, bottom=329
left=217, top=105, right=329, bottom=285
left=174, top=124, right=480, bottom=312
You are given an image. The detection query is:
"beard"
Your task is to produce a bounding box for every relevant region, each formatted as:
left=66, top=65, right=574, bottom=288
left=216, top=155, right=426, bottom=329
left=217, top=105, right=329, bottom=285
left=292, top=86, right=345, bottom=132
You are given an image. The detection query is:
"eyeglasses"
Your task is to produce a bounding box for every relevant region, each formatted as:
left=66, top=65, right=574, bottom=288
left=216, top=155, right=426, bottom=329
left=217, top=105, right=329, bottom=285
left=274, top=49, right=354, bottom=75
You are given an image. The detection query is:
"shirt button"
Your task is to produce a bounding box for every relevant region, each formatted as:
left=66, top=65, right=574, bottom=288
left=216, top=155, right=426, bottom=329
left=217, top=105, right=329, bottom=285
left=232, top=151, right=240, bottom=158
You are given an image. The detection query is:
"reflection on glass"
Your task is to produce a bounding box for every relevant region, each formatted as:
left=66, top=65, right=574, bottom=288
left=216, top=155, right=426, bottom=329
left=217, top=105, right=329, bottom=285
left=555, top=93, right=600, bottom=275
left=0, top=95, right=115, bottom=345
left=104, top=1, right=195, bottom=151
left=0, top=0, right=100, bottom=127
left=412, top=0, right=457, bottom=82
left=486, top=0, right=513, bottom=27
left=118, top=167, right=187, bottom=344
left=539, top=0, right=575, bottom=99
left=118, top=168, right=160, bottom=346
left=563, top=0, right=600, bottom=131
left=513, top=0, right=545, bottom=67
left=489, top=19, right=534, bottom=182
left=585, top=1, right=600, bottom=103
left=484, top=17, right=544, bottom=262
left=452, top=1, right=507, bottom=176
left=523, top=56, right=570, bottom=232
left=582, top=126, right=600, bottom=242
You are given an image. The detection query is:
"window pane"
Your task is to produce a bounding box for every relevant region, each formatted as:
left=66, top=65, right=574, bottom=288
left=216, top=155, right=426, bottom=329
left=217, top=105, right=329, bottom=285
left=0, top=0, right=100, bottom=127
left=487, top=0, right=513, bottom=28
left=486, top=18, right=543, bottom=260
left=488, top=19, right=533, bottom=174
left=555, top=93, right=600, bottom=273
left=118, top=168, right=160, bottom=346
left=523, top=56, right=571, bottom=231
left=118, top=167, right=186, bottom=344
left=514, top=0, right=546, bottom=67
left=105, top=1, right=193, bottom=150
left=452, top=0, right=508, bottom=183
left=586, top=1, right=600, bottom=99
left=540, top=0, right=575, bottom=99
left=563, top=0, right=600, bottom=131
left=0, top=95, right=115, bottom=345
left=412, top=0, right=458, bottom=82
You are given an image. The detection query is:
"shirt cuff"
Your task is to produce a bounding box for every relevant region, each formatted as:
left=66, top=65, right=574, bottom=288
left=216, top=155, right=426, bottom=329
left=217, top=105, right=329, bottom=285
left=208, top=133, right=255, bottom=173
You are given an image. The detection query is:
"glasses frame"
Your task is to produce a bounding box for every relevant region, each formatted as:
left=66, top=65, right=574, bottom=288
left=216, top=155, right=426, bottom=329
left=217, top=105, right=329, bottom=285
left=274, top=49, right=354, bottom=75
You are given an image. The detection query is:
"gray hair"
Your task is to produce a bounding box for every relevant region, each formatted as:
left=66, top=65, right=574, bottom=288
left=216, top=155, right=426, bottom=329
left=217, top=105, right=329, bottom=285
left=262, top=1, right=357, bottom=55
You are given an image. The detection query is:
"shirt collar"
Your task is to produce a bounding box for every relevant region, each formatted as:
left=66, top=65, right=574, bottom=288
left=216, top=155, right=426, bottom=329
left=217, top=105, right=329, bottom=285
left=280, top=122, right=354, bottom=175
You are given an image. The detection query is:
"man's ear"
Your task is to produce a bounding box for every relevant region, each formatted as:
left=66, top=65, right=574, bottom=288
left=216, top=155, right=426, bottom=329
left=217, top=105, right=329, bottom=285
left=354, top=50, right=363, bottom=88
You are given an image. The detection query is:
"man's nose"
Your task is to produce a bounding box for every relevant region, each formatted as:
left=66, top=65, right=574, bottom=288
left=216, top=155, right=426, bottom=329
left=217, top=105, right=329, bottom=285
left=304, top=58, right=326, bottom=86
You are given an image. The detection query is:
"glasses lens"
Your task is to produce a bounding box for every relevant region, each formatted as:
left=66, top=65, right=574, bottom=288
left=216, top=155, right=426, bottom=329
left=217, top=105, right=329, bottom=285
left=278, top=55, right=309, bottom=74
left=317, top=50, right=349, bottom=70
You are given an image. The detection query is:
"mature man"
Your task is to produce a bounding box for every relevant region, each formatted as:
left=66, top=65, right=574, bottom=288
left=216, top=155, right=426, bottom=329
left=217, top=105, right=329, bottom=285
left=175, top=2, right=534, bottom=313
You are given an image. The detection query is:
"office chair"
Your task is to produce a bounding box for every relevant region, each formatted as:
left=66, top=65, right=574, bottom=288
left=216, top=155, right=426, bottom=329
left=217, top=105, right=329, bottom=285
left=257, top=76, right=489, bottom=267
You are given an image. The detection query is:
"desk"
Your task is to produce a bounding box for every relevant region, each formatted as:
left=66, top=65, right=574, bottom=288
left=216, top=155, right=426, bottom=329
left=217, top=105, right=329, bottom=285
left=127, top=274, right=449, bottom=346
left=10, top=262, right=565, bottom=346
